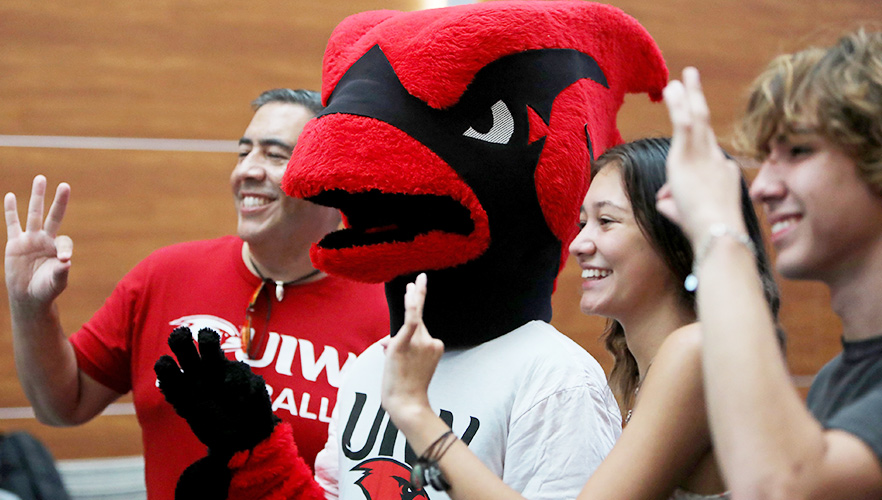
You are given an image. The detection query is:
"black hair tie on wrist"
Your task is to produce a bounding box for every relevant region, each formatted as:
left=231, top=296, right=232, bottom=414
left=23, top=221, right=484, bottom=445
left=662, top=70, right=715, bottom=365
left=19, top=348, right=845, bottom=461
left=411, top=429, right=456, bottom=491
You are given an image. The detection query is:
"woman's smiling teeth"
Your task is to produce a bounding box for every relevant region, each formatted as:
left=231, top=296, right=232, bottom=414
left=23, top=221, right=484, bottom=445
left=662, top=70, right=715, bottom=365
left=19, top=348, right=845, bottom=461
left=582, top=268, right=611, bottom=279
left=770, top=216, right=799, bottom=236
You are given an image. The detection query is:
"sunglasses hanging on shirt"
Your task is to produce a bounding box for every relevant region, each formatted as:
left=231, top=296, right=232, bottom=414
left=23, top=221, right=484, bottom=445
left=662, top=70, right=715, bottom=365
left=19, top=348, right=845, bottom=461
left=240, top=258, right=321, bottom=358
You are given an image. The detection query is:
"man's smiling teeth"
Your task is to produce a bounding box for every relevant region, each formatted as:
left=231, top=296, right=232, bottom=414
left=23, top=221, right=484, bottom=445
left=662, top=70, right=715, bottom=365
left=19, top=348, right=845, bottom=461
left=771, top=217, right=798, bottom=235
left=581, top=268, right=611, bottom=279
left=242, top=195, right=271, bottom=208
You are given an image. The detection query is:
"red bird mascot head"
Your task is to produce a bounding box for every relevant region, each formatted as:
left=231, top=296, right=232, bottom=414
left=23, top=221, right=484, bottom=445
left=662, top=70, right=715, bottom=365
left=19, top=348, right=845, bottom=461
left=283, top=1, right=667, bottom=347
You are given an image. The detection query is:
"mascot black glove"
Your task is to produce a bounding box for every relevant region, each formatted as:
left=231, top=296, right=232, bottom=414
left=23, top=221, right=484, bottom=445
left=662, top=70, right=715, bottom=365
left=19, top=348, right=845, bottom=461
left=154, top=327, right=279, bottom=499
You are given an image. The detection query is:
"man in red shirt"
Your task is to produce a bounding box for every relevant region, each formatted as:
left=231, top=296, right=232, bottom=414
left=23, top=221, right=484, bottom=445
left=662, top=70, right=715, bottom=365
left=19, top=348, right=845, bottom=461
left=4, top=89, right=389, bottom=500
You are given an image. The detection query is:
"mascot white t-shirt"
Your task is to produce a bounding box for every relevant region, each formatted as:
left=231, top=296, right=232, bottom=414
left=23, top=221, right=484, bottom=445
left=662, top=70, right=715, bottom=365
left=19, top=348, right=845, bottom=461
left=316, top=322, right=621, bottom=500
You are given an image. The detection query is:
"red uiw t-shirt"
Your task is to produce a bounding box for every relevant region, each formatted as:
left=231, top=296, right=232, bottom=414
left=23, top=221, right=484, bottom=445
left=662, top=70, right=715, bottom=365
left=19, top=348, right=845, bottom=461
left=71, top=236, right=389, bottom=500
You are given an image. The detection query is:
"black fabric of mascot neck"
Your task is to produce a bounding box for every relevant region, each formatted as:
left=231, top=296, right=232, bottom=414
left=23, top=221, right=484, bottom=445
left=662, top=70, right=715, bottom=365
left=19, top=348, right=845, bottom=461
left=385, top=246, right=560, bottom=348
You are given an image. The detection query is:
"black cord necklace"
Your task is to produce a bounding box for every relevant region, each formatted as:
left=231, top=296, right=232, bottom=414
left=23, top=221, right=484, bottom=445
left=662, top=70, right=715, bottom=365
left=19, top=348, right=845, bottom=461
left=248, top=257, right=321, bottom=301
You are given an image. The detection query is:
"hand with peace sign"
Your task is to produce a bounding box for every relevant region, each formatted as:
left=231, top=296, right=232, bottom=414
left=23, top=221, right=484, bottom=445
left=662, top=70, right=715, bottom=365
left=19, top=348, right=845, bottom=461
left=5, top=175, right=74, bottom=311
left=4, top=175, right=118, bottom=427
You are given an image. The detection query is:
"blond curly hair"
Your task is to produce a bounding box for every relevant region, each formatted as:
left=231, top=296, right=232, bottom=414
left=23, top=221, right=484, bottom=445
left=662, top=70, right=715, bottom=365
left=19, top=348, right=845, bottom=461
left=735, top=29, right=882, bottom=195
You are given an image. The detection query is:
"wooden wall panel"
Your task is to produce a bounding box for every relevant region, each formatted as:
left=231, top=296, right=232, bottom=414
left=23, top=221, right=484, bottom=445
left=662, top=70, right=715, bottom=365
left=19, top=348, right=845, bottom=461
left=2, top=0, right=425, bottom=139
left=1, top=0, right=880, bottom=461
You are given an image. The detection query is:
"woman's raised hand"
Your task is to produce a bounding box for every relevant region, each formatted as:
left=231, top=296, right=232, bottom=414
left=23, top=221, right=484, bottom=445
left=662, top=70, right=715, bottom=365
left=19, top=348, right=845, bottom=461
left=380, top=273, right=445, bottom=434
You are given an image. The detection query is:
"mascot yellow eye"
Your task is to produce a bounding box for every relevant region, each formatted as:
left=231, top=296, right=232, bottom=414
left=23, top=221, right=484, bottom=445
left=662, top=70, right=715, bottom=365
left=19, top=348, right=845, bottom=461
left=463, top=100, right=514, bottom=144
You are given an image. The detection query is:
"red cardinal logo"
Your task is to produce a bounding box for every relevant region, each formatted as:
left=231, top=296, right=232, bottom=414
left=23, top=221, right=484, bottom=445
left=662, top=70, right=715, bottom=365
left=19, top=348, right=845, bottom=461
left=352, top=458, right=430, bottom=500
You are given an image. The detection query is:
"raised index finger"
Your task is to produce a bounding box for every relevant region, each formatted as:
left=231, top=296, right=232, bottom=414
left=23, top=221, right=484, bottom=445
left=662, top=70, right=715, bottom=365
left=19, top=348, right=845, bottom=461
left=682, top=68, right=710, bottom=122
left=25, top=175, right=48, bottom=233
left=398, top=273, right=428, bottom=344
left=5, top=192, right=22, bottom=240
left=407, top=273, right=427, bottom=319
left=682, top=68, right=717, bottom=148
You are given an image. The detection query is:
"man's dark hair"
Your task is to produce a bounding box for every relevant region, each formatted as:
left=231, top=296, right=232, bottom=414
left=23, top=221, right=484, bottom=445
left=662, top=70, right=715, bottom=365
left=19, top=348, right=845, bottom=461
left=251, top=88, right=323, bottom=115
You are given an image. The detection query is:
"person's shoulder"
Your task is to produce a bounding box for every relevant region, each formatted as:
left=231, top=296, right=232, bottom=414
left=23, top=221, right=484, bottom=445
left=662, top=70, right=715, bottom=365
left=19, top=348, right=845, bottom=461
left=144, top=235, right=239, bottom=262
left=501, top=321, right=609, bottom=382
left=501, top=321, right=590, bottom=357
left=126, top=236, right=240, bottom=280
left=496, top=323, right=618, bottom=421
left=314, top=275, right=388, bottom=313
left=658, top=323, right=703, bottom=361
left=322, top=274, right=386, bottom=293
left=650, top=323, right=702, bottom=375
left=338, top=336, right=389, bottom=378
left=634, top=324, right=707, bottom=421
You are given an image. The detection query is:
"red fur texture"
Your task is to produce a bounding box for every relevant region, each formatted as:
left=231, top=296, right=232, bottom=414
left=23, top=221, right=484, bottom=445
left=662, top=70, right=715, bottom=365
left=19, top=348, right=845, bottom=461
left=226, top=423, right=324, bottom=500
left=321, top=1, right=666, bottom=110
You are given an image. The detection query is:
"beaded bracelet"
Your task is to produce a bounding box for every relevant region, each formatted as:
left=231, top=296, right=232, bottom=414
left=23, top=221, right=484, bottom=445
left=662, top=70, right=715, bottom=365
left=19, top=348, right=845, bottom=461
left=684, top=223, right=756, bottom=292
left=411, top=429, right=456, bottom=491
